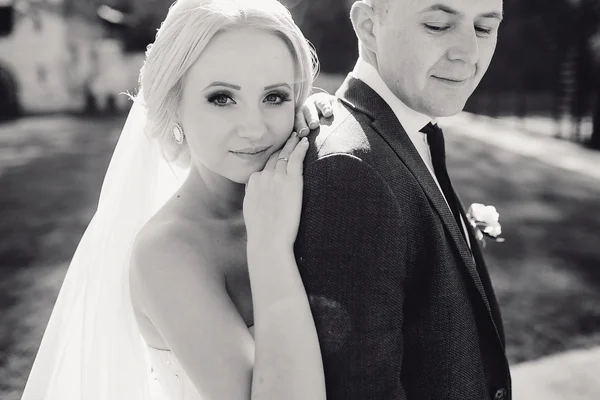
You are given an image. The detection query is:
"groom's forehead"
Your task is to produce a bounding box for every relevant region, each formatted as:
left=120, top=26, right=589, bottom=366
left=368, top=0, right=421, bottom=16
left=374, top=0, right=502, bottom=12
left=368, top=0, right=389, bottom=13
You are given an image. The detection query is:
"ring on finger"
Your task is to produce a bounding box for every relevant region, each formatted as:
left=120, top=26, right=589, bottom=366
left=277, top=157, right=289, bottom=162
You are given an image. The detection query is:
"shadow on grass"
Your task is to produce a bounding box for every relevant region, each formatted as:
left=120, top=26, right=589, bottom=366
left=0, top=117, right=124, bottom=265
left=447, top=131, right=600, bottom=364
left=0, top=115, right=124, bottom=394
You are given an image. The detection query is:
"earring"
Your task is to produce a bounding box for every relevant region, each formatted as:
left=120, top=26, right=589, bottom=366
left=172, top=123, right=185, bottom=145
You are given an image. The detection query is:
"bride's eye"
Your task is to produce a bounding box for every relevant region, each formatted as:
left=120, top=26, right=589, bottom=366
left=207, top=92, right=236, bottom=107
left=264, top=91, right=292, bottom=106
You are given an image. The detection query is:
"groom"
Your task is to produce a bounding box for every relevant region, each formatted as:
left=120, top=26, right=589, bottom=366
left=295, top=0, right=510, bottom=399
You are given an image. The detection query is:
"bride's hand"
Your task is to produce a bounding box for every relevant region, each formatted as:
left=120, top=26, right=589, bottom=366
left=243, top=133, right=309, bottom=250
left=294, top=92, right=336, bottom=138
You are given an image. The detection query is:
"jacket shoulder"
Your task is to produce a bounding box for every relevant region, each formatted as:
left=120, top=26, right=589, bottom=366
left=305, top=98, right=376, bottom=164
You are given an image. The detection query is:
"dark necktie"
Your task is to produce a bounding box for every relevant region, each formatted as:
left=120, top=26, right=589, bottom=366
left=420, top=123, right=465, bottom=240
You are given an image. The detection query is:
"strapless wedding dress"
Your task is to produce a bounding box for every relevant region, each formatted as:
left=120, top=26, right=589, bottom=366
left=145, top=326, right=254, bottom=399
left=146, top=345, right=203, bottom=400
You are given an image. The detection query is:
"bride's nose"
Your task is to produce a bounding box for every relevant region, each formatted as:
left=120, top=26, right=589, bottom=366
left=237, top=107, right=268, bottom=140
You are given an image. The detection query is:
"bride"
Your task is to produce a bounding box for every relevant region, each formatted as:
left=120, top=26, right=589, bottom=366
left=21, top=0, right=335, bottom=398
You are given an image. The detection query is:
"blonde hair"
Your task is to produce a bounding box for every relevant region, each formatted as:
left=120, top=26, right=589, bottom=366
left=138, top=0, right=319, bottom=166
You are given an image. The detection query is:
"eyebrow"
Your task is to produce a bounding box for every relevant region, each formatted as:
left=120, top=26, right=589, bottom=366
left=420, top=4, right=504, bottom=21
left=264, top=83, right=292, bottom=91
left=203, top=82, right=292, bottom=91
left=204, top=82, right=241, bottom=90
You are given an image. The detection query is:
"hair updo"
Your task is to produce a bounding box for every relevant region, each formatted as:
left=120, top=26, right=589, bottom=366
left=138, top=0, right=319, bottom=166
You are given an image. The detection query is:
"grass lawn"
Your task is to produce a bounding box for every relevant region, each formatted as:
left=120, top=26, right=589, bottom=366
left=0, top=114, right=125, bottom=397
left=446, top=129, right=600, bottom=364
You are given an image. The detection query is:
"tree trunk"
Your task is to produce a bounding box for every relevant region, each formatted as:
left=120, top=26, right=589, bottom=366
left=590, top=89, right=600, bottom=149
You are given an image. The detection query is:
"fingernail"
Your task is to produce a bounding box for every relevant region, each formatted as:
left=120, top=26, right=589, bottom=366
left=291, top=131, right=298, bottom=139
left=309, top=121, right=319, bottom=129
left=299, top=127, right=309, bottom=136
left=301, top=137, right=308, bottom=144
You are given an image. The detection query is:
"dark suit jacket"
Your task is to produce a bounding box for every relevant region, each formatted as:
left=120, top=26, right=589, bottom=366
left=294, top=75, right=511, bottom=400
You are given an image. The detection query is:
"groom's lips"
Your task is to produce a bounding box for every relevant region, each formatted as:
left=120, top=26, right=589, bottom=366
left=432, top=75, right=471, bottom=87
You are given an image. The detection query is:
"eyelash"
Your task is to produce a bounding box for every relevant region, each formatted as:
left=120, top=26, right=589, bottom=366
left=424, top=24, right=449, bottom=33
left=207, top=91, right=235, bottom=107
left=264, top=91, right=292, bottom=106
left=476, top=27, right=493, bottom=35
left=207, top=90, right=292, bottom=108
left=424, top=24, right=493, bottom=36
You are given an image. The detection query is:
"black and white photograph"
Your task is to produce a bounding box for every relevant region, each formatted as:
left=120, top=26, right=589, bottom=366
left=1, top=0, right=599, bottom=399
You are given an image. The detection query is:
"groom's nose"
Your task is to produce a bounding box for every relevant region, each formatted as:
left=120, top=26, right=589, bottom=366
left=446, top=27, right=480, bottom=65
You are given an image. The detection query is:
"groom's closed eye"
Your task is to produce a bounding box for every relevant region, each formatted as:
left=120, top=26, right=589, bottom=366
left=424, top=23, right=450, bottom=33
left=475, top=26, right=493, bottom=36
left=419, top=3, right=503, bottom=36
left=423, top=23, right=496, bottom=37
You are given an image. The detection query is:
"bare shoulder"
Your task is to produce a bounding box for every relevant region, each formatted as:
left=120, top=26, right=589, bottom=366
left=129, top=211, right=221, bottom=314
left=132, top=212, right=204, bottom=267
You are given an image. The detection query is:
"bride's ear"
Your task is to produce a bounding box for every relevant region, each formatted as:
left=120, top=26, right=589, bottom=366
left=350, top=2, right=378, bottom=55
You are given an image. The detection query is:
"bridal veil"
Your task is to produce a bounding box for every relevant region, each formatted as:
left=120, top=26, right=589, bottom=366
left=21, top=94, right=188, bottom=399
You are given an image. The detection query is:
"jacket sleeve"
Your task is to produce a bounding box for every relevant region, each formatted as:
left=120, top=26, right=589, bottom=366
left=294, top=153, right=409, bottom=400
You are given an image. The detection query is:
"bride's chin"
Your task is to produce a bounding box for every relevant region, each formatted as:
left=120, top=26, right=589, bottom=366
left=222, top=169, right=256, bottom=185
left=234, top=164, right=270, bottom=184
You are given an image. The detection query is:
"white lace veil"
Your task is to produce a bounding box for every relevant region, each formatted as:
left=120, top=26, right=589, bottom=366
left=21, top=93, right=189, bottom=399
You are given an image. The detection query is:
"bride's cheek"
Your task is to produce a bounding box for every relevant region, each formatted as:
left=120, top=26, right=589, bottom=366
left=268, top=127, right=293, bottom=152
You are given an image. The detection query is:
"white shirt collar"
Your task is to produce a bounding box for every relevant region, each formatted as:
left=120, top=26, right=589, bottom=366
left=351, top=58, right=436, bottom=133
left=349, top=59, right=471, bottom=248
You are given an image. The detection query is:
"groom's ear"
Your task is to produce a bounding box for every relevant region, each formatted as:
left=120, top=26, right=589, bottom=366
left=350, top=2, right=378, bottom=55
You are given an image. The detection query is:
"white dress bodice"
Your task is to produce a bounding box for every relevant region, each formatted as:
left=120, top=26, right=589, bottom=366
left=146, top=346, right=203, bottom=400
left=145, top=326, right=254, bottom=399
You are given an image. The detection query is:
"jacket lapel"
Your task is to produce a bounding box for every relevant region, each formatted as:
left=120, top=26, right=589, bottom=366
left=455, top=194, right=506, bottom=346
left=337, top=75, right=499, bottom=333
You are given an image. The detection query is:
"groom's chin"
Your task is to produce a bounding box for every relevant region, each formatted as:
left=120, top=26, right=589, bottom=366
left=422, top=100, right=468, bottom=118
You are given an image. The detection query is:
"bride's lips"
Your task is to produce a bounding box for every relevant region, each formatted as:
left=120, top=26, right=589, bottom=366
left=230, top=145, right=271, bottom=159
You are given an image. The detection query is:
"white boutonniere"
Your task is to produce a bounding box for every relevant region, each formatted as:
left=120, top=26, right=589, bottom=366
left=467, top=203, right=505, bottom=248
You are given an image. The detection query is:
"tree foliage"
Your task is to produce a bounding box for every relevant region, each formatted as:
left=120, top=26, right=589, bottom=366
left=287, top=0, right=356, bottom=73
left=96, top=0, right=358, bottom=69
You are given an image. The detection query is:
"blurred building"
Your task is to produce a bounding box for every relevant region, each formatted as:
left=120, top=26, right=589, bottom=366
left=0, top=0, right=142, bottom=117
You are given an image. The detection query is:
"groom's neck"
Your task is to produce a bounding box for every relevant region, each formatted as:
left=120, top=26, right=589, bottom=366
left=359, top=47, right=379, bottom=71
